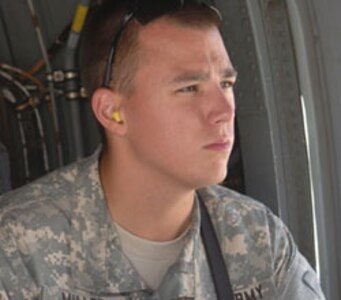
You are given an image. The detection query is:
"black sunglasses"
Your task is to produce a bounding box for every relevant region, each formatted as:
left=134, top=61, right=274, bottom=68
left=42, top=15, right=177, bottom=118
left=102, top=0, right=222, bottom=87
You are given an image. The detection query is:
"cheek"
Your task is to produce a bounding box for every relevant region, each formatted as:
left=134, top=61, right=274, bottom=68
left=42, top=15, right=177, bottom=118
left=154, top=105, right=201, bottom=143
left=125, top=90, right=204, bottom=152
left=125, top=101, right=168, bottom=149
left=133, top=113, right=196, bottom=164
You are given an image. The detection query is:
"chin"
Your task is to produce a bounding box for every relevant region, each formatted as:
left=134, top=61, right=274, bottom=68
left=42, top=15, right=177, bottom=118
left=194, top=170, right=228, bottom=189
left=210, top=164, right=228, bottom=182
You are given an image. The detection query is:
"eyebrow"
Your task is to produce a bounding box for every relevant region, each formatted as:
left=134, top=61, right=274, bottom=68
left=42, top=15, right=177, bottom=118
left=222, top=68, right=238, bottom=79
left=170, top=67, right=238, bottom=84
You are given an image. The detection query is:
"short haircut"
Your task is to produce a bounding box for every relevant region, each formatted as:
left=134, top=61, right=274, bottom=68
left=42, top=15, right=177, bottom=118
left=79, top=1, right=222, bottom=97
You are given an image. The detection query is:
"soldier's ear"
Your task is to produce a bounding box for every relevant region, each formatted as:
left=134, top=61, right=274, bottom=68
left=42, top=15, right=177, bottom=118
left=91, top=88, right=127, bottom=136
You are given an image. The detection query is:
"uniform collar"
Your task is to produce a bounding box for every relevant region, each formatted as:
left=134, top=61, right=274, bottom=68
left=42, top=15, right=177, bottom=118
left=156, top=194, right=201, bottom=299
left=68, top=148, right=202, bottom=298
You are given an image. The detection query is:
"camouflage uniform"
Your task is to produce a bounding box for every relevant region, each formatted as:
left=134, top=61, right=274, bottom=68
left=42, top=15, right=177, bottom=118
left=0, top=149, right=325, bottom=299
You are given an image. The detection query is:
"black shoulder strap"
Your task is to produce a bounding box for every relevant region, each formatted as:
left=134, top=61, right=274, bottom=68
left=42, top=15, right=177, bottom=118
left=199, top=196, right=234, bottom=300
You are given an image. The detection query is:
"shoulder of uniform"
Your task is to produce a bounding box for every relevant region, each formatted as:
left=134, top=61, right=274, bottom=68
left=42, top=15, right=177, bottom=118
left=197, top=185, right=280, bottom=235
left=198, top=184, right=268, bottom=212
left=0, top=149, right=101, bottom=221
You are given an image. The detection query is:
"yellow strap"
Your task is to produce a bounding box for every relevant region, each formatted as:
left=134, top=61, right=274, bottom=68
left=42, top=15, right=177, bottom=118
left=71, top=4, right=89, bottom=33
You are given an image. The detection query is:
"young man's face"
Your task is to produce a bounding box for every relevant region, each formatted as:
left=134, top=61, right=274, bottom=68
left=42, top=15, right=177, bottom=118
left=121, top=18, right=236, bottom=189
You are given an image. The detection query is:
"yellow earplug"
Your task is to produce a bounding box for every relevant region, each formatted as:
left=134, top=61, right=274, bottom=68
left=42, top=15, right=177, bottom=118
left=112, top=111, right=123, bottom=123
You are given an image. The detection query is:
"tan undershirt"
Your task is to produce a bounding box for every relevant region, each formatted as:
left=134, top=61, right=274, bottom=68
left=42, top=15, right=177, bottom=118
left=115, top=223, right=189, bottom=290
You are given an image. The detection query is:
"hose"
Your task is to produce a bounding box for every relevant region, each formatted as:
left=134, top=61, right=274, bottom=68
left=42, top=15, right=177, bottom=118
left=26, top=0, right=63, bottom=166
left=0, top=70, right=50, bottom=174
left=0, top=63, right=46, bottom=92
left=28, top=23, right=72, bottom=76
left=64, top=0, right=91, bottom=160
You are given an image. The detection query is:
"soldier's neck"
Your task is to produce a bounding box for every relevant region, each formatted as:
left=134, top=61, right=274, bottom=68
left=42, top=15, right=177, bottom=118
left=99, top=148, right=195, bottom=242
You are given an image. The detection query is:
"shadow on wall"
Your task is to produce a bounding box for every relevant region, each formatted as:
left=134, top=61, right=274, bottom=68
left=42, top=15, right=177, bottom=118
left=0, top=142, right=11, bottom=195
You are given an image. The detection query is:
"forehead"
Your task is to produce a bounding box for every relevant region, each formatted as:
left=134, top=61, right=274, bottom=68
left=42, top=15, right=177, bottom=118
left=136, top=18, right=232, bottom=72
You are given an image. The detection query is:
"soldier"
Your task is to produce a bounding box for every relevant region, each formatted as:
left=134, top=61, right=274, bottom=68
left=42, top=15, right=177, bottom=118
left=0, top=0, right=325, bottom=299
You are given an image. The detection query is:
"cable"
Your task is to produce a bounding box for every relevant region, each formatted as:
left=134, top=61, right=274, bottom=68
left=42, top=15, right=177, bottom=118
left=0, top=70, right=50, bottom=174
left=0, top=63, right=46, bottom=92
left=0, top=70, right=30, bottom=98
left=0, top=76, right=30, bottom=181
left=28, top=23, right=72, bottom=76
left=26, top=0, right=63, bottom=166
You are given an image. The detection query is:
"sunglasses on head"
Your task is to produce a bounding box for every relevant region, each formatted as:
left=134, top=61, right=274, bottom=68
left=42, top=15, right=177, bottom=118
left=102, top=0, right=222, bottom=88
